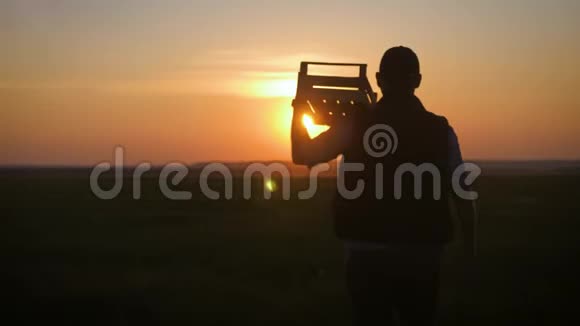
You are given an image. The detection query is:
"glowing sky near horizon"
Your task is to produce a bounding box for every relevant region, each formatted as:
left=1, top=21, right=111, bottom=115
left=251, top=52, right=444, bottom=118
left=1, top=0, right=579, bottom=165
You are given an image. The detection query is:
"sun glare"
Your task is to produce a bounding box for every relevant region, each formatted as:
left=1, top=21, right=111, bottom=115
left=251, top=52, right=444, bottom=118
left=251, top=78, right=297, bottom=97
left=302, top=114, right=330, bottom=139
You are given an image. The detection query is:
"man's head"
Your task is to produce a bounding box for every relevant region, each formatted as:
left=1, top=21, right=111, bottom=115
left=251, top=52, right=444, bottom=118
left=376, top=46, right=422, bottom=96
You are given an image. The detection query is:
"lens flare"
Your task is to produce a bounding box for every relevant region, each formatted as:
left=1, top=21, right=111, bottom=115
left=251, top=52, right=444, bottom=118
left=265, top=179, right=277, bottom=192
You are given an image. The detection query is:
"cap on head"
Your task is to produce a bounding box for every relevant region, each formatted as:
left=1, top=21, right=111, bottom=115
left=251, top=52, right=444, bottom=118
left=377, top=46, right=421, bottom=92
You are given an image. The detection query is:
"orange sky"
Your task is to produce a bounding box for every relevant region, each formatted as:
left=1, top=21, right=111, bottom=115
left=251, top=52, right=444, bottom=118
left=2, top=1, right=580, bottom=165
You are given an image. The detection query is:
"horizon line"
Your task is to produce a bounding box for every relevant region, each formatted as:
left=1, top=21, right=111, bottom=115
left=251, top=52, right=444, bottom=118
left=2, top=159, right=580, bottom=169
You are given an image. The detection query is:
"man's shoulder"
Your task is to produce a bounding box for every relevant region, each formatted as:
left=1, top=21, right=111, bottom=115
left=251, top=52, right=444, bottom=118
left=422, top=108, right=449, bottom=127
left=422, top=110, right=457, bottom=138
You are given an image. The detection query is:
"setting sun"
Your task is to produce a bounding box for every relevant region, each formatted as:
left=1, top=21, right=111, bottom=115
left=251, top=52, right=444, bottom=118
left=302, top=114, right=330, bottom=139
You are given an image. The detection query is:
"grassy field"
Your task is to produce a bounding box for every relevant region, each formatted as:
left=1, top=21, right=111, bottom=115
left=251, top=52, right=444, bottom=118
left=2, top=166, right=580, bottom=325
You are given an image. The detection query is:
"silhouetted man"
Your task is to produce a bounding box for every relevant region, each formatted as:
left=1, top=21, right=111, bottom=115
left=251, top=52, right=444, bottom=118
left=292, top=46, right=477, bottom=325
